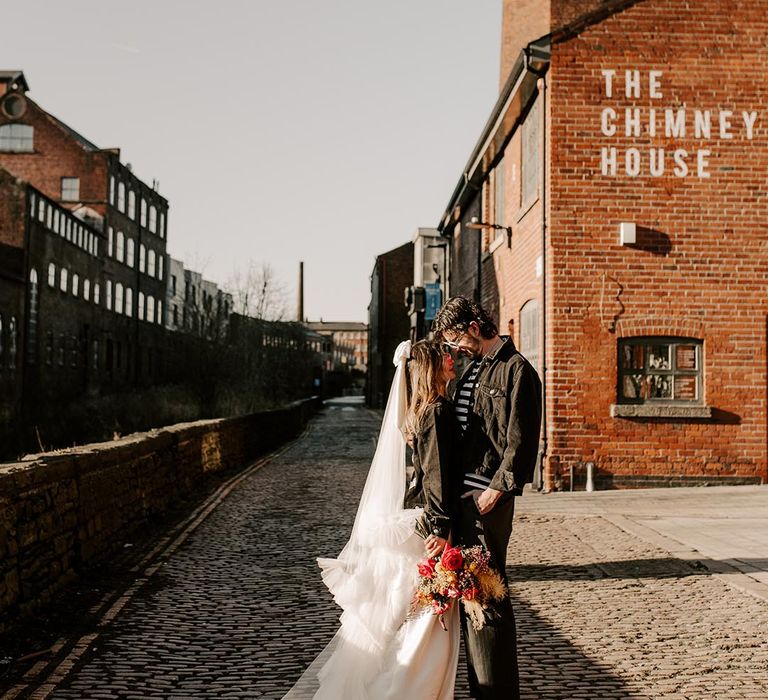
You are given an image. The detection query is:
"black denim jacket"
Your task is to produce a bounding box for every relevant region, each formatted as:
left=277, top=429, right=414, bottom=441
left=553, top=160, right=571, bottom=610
left=403, top=397, right=458, bottom=539
left=454, top=338, right=542, bottom=494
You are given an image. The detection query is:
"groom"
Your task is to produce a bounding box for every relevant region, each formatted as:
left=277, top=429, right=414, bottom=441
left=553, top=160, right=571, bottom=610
left=431, top=296, right=542, bottom=700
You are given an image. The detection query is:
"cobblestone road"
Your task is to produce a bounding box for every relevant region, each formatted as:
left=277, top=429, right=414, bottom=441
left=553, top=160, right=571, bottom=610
left=6, top=402, right=768, bottom=699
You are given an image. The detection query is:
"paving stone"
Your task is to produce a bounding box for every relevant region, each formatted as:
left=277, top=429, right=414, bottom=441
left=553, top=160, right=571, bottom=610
left=6, top=403, right=767, bottom=699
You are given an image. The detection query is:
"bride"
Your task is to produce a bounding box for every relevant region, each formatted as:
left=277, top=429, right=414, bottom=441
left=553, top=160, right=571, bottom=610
left=284, top=339, right=461, bottom=699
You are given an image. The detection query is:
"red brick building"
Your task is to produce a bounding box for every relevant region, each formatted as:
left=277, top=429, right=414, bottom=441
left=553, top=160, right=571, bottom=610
left=439, top=0, right=768, bottom=489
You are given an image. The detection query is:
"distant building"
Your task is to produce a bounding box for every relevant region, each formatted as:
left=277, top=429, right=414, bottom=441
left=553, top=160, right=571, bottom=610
left=305, top=321, right=368, bottom=372
left=0, top=71, right=169, bottom=391
left=367, top=242, right=413, bottom=408
left=166, top=257, right=231, bottom=341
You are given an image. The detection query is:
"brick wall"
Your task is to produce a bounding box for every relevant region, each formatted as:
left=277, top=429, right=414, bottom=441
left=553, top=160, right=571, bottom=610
left=499, top=0, right=550, bottom=88
left=0, top=397, right=321, bottom=632
left=0, top=96, right=108, bottom=213
left=546, top=0, right=768, bottom=487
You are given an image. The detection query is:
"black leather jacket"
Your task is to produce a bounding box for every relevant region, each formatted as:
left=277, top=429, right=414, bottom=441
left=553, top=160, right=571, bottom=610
left=403, top=397, right=458, bottom=539
left=454, top=338, right=542, bottom=495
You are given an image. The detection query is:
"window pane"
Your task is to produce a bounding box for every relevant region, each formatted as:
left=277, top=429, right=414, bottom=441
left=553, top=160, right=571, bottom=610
left=674, top=375, right=698, bottom=401
left=620, top=343, right=644, bottom=370
left=676, top=344, right=698, bottom=371
left=647, top=345, right=671, bottom=370
left=647, top=374, right=673, bottom=399
left=61, top=177, right=80, bottom=201
left=621, top=374, right=644, bottom=400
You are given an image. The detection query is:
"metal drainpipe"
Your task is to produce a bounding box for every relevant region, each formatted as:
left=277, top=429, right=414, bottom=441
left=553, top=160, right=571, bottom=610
left=525, top=49, right=549, bottom=492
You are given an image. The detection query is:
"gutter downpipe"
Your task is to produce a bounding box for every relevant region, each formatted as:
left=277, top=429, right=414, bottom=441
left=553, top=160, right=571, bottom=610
left=524, top=47, right=549, bottom=492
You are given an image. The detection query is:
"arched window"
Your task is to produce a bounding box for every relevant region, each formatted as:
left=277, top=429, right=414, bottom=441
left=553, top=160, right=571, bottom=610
left=28, top=269, right=38, bottom=363
left=126, top=238, right=135, bottom=267
left=147, top=295, right=155, bottom=323
left=138, top=291, right=145, bottom=320
left=45, top=331, right=53, bottom=365
left=128, top=190, right=136, bottom=219
left=8, top=317, right=17, bottom=370
left=57, top=334, right=65, bottom=367
left=72, top=273, right=79, bottom=297
left=148, top=249, right=156, bottom=277
left=520, top=299, right=540, bottom=376
left=116, top=231, right=125, bottom=262
left=106, top=279, right=113, bottom=310
left=60, top=267, right=68, bottom=293
left=148, top=205, right=157, bottom=233
left=139, top=244, right=146, bottom=272
left=107, top=227, right=114, bottom=257
left=158, top=254, right=164, bottom=280
left=156, top=299, right=163, bottom=325
left=117, top=181, right=125, bottom=212
left=83, top=278, right=91, bottom=301
left=125, top=287, right=133, bottom=317
left=94, top=282, right=100, bottom=305
left=115, top=282, right=124, bottom=314
left=47, top=262, right=56, bottom=287
left=159, top=211, right=165, bottom=238
left=0, top=124, right=33, bottom=152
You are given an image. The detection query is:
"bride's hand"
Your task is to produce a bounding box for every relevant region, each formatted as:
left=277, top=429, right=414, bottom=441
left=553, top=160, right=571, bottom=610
left=424, top=535, right=448, bottom=558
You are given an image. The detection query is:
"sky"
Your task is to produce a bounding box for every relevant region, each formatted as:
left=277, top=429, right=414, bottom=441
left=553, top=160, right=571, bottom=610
left=3, top=1, right=502, bottom=322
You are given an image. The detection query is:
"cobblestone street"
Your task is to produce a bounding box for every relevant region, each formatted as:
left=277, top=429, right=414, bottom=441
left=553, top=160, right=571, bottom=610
left=6, top=401, right=768, bottom=699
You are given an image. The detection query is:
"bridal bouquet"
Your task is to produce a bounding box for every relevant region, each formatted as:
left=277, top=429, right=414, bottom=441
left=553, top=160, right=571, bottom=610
left=411, top=544, right=507, bottom=631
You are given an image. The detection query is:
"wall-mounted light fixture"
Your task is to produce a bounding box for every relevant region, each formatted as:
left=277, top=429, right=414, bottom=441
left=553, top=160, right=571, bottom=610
left=466, top=216, right=513, bottom=248
left=619, top=222, right=636, bottom=246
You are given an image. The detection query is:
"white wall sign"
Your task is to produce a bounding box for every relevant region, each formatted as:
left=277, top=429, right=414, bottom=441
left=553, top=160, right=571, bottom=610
left=598, top=70, right=759, bottom=179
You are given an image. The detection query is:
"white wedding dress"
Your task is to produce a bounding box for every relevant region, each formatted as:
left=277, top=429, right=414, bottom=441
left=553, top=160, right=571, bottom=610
left=283, top=341, right=460, bottom=699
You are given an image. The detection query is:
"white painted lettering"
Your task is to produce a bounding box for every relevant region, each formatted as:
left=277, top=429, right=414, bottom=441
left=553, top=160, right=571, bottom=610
left=601, top=107, right=617, bottom=136
left=665, top=109, right=686, bottom=138
left=625, top=148, right=641, bottom=177
left=649, top=148, right=665, bottom=177
left=694, top=110, right=711, bottom=139
left=673, top=148, right=689, bottom=177
left=697, top=149, right=710, bottom=178
left=648, top=108, right=657, bottom=137
left=649, top=70, right=663, bottom=99
left=625, top=70, right=640, bottom=98
left=601, top=147, right=617, bottom=176
left=719, top=110, right=733, bottom=139
left=743, top=111, right=758, bottom=140
left=601, top=69, right=616, bottom=98
left=625, top=108, right=641, bottom=137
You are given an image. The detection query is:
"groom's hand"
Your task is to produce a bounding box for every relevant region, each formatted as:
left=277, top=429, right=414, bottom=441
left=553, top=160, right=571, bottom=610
left=424, top=535, right=448, bottom=558
left=462, top=487, right=503, bottom=515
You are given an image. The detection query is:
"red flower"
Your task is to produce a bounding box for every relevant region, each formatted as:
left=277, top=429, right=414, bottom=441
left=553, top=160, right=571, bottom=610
left=440, top=546, right=464, bottom=572
left=417, top=558, right=436, bottom=579
left=462, top=586, right=479, bottom=601
left=431, top=600, right=450, bottom=615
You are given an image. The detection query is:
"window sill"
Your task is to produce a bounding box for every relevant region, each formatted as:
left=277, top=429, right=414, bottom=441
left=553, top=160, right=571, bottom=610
left=610, top=404, right=712, bottom=419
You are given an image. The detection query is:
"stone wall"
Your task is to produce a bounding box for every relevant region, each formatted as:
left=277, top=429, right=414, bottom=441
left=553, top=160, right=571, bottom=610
left=0, top=397, right=321, bottom=632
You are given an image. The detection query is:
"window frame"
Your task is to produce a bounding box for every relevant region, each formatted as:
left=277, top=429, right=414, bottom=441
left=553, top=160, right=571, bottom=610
left=61, top=177, right=80, bottom=202
left=617, top=336, right=703, bottom=405
left=0, top=123, right=33, bottom=152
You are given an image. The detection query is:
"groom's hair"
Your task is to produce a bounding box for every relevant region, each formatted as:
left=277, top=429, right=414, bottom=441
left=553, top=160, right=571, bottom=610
left=432, top=296, right=498, bottom=339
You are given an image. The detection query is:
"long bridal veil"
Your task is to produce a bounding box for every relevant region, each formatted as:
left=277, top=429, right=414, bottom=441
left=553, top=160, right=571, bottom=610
left=283, top=340, right=425, bottom=699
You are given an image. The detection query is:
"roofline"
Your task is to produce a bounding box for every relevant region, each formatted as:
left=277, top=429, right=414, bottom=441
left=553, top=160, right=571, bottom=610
left=550, top=0, right=647, bottom=44
left=437, top=36, right=550, bottom=235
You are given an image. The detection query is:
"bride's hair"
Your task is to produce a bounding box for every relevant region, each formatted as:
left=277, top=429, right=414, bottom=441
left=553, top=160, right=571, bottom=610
left=405, top=340, right=445, bottom=438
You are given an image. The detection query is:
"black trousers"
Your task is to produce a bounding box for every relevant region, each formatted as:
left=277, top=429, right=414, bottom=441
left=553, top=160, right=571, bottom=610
left=457, top=492, right=519, bottom=700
